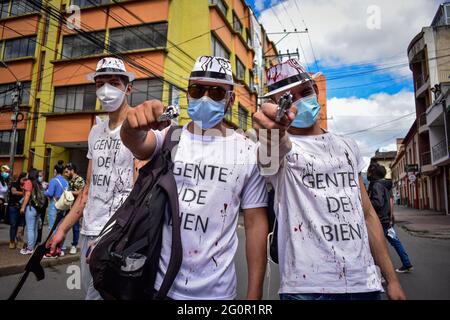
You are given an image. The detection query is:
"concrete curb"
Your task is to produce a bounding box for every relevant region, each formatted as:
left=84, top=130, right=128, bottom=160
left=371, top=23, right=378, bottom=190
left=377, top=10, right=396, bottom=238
left=0, top=254, right=80, bottom=277
left=398, top=223, right=450, bottom=240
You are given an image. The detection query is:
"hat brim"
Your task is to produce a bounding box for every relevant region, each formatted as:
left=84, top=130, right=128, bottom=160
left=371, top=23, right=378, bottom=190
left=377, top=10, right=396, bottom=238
left=87, top=71, right=136, bottom=82
left=187, top=76, right=235, bottom=86
left=262, top=72, right=322, bottom=98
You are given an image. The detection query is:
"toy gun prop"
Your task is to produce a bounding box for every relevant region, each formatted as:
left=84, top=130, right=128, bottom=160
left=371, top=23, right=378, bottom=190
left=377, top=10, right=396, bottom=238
left=275, top=92, right=293, bottom=123
left=157, top=105, right=180, bottom=122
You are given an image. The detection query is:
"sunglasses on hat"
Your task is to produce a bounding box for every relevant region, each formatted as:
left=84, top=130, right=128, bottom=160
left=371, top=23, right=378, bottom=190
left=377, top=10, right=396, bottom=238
left=188, top=84, right=228, bottom=102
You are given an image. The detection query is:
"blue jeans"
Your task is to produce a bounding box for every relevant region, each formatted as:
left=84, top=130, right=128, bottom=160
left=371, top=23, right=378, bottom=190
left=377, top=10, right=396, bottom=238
left=47, top=200, right=66, bottom=250
left=25, top=206, right=39, bottom=250
left=8, top=206, right=25, bottom=242
left=72, top=220, right=80, bottom=247
left=280, top=292, right=382, bottom=301
left=383, top=225, right=412, bottom=268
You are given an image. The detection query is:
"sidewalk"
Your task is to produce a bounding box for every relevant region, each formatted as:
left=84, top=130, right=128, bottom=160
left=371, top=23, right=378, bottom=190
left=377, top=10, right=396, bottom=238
left=394, top=205, right=450, bottom=240
left=0, top=222, right=80, bottom=277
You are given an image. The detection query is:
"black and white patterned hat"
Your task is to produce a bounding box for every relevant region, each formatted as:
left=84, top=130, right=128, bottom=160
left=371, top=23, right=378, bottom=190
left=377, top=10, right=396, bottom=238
left=87, top=57, right=136, bottom=82
left=189, top=56, right=234, bottom=86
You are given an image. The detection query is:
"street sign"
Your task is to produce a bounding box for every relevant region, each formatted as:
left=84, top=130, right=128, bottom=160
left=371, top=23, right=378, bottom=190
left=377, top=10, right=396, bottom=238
left=406, top=164, right=419, bottom=173
left=408, top=174, right=416, bottom=183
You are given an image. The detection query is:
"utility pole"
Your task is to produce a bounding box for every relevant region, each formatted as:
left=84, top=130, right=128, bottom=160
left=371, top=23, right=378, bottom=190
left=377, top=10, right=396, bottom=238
left=1, top=61, right=22, bottom=178
left=8, top=81, right=22, bottom=178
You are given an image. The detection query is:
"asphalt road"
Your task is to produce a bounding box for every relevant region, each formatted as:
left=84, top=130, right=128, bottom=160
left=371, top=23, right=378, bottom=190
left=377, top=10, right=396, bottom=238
left=1, top=221, right=449, bottom=300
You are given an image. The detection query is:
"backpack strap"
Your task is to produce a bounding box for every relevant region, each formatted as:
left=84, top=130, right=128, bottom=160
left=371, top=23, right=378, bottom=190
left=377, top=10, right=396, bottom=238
left=154, top=169, right=182, bottom=300
left=154, top=125, right=183, bottom=300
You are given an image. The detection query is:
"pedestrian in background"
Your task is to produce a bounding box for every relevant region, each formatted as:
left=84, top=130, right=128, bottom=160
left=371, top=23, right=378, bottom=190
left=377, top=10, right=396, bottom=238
left=64, top=163, right=85, bottom=255
left=368, top=162, right=414, bottom=273
left=8, top=172, right=26, bottom=249
left=44, top=160, right=69, bottom=256
left=20, top=168, right=45, bottom=255
left=35, top=170, right=49, bottom=245
left=0, top=165, right=11, bottom=223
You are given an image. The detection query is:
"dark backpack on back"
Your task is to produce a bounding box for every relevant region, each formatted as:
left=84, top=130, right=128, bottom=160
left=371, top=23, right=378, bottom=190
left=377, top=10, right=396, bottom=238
left=89, top=126, right=183, bottom=300
left=31, top=182, right=47, bottom=210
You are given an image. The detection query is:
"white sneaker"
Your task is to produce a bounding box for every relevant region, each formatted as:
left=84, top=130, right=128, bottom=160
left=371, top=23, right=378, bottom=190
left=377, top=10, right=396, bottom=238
left=20, top=248, right=33, bottom=255
left=59, top=250, right=65, bottom=257
left=69, top=246, right=77, bottom=255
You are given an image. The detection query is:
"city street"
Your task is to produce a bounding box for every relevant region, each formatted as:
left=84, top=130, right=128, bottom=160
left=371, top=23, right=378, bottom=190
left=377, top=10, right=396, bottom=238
left=1, top=211, right=449, bottom=300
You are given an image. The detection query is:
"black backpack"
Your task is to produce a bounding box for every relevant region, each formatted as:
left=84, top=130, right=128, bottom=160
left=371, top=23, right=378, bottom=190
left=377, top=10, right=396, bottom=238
left=89, top=126, right=183, bottom=300
left=31, top=182, right=47, bottom=210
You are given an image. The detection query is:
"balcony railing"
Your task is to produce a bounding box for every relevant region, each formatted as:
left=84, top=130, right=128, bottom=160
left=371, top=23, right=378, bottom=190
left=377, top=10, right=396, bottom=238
left=421, top=151, right=432, bottom=166
left=432, top=139, right=449, bottom=161
left=418, top=112, right=427, bottom=128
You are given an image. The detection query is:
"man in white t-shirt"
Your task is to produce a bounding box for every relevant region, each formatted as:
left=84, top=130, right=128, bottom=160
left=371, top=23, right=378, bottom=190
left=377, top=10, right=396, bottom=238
left=48, top=57, right=146, bottom=300
left=120, top=56, right=269, bottom=300
left=253, top=59, right=406, bottom=300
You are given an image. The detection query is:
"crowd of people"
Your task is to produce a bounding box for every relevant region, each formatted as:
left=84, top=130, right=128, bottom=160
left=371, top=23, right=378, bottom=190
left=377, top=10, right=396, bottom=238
left=0, top=161, right=85, bottom=257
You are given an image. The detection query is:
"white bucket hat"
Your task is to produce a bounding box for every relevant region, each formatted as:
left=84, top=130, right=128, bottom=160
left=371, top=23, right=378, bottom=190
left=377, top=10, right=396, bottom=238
left=87, top=57, right=136, bottom=82
left=263, top=58, right=321, bottom=98
left=188, top=56, right=235, bottom=86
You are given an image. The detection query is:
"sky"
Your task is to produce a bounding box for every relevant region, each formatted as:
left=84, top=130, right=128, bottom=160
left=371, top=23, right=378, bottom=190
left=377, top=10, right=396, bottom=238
left=247, top=0, right=444, bottom=170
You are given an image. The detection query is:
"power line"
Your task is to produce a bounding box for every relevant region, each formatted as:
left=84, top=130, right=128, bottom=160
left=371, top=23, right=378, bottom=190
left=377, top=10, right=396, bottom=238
left=27, top=0, right=188, bottom=90
left=343, top=112, right=416, bottom=136
left=294, top=0, right=319, bottom=72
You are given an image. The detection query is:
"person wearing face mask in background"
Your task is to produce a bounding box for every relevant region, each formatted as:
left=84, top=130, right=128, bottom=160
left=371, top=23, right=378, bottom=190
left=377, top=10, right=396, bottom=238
left=47, top=57, right=143, bottom=300
left=253, top=59, right=406, bottom=300
left=120, top=56, right=269, bottom=300
left=35, top=170, right=49, bottom=246
left=0, top=165, right=11, bottom=225
left=0, top=165, right=11, bottom=224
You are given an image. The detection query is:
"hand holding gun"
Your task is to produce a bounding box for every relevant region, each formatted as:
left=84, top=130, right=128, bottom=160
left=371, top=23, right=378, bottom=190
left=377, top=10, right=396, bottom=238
left=275, top=92, right=293, bottom=123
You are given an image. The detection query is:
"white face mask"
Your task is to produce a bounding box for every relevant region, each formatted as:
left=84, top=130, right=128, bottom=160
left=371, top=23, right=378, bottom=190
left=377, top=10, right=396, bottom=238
left=96, top=83, right=127, bottom=112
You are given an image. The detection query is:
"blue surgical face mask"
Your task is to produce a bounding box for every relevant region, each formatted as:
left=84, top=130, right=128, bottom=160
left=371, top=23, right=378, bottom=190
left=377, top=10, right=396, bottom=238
left=291, top=94, right=321, bottom=128
left=188, top=95, right=226, bottom=129
left=1, top=172, right=9, bottom=179
left=38, top=176, right=43, bottom=183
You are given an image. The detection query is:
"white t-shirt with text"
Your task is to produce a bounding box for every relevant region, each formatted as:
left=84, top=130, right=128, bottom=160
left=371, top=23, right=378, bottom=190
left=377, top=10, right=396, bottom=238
left=268, top=132, right=383, bottom=294
left=153, top=125, right=268, bottom=300
left=82, top=119, right=135, bottom=236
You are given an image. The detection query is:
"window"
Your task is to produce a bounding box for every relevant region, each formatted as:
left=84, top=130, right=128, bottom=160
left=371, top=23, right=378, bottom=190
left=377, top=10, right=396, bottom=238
left=3, top=36, right=36, bottom=60
left=109, top=23, right=168, bottom=53
left=211, top=34, right=229, bottom=59
left=209, top=0, right=228, bottom=18
left=236, top=58, right=245, bottom=81
left=71, top=0, right=110, bottom=7
left=1, top=0, right=40, bottom=19
left=1, top=0, right=9, bottom=18
left=233, top=13, right=243, bottom=34
left=9, top=0, right=38, bottom=16
left=238, top=105, right=248, bottom=131
left=42, top=13, right=50, bottom=45
left=0, top=130, right=25, bottom=155
left=31, top=99, right=39, bottom=142
left=0, top=82, right=31, bottom=107
left=37, top=51, right=45, bottom=91
left=62, top=31, right=105, bottom=59
left=129, top=79, right=164, bottom=106
left=249, top=70, right=255, bottom=91
left=54, top=84, right=96, bottom=112
left=246, top=27, right=252, bottom=47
